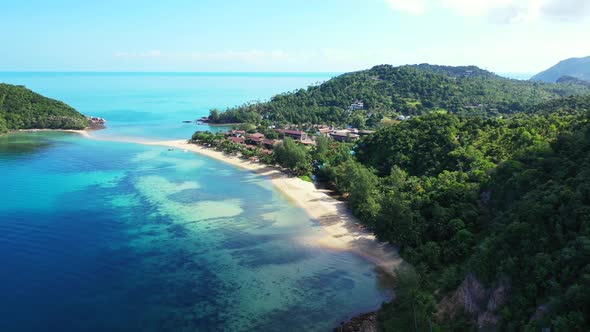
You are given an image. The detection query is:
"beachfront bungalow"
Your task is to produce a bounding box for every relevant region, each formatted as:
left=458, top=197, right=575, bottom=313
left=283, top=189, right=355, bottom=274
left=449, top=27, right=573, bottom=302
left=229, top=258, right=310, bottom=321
left=229, top=137, right=246, bottom=144
left=275, top=129, right=308, bottom=141
left=246, top=133, right=265, bottom=145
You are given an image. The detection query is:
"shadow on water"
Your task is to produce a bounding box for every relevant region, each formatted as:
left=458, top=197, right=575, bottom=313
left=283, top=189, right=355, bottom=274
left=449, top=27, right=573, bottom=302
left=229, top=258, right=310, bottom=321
left=0, top=131, right=76, bottom=155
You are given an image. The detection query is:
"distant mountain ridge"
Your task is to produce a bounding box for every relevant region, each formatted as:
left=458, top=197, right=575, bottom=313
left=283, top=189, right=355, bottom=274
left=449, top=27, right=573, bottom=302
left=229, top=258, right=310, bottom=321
left=0, top=83, right=89, bottom=133
left=531, top=56, right=590, bottom=83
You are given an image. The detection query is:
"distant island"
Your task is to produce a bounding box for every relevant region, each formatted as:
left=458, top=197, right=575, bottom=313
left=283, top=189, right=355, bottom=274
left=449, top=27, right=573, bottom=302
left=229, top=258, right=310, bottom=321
left=0, top=83, right=102, bottom=134
left=188, top=64, right=590, bottom=331
left=531, top=55, right=590, bottom=83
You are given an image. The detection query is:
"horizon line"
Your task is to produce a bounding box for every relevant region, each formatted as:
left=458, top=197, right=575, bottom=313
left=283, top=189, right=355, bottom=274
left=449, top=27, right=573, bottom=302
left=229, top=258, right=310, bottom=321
left=0, top=70, right=342, bottom=74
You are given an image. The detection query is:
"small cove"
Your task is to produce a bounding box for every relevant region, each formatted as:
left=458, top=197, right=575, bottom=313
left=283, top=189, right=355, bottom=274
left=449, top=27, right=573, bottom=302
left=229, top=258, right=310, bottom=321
left=0, top=72, right=393, bottom=331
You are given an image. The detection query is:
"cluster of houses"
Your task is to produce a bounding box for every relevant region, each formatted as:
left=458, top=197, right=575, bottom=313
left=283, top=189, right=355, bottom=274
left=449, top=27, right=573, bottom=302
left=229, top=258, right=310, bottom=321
left=275, top=127, right=373, bottom=144
left=224, top=130, right=277, bottom=153
left=213, top=99, right=381, bottom=150
left=221, top=125, right=375, bottom=152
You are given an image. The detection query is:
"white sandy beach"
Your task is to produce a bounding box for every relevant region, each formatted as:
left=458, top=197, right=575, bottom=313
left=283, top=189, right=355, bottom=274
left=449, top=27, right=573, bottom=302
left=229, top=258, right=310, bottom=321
left=15, top=128, right=93, bottom=138
left=143, top=139, right=402, bottom=275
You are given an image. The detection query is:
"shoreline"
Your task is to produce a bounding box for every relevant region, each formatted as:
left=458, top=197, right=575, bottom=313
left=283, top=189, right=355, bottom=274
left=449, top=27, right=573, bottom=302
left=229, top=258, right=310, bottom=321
left=144, top=139, right=402, bottom=276
left=12, top=128, right=92, bottom=138
left=7, top=129, right=398, bottom=327
left=5, top=129, right=401, bottom=276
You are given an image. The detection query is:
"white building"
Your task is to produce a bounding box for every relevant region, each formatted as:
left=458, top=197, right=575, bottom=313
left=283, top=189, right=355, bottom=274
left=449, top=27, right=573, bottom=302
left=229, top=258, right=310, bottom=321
left=349, top=100, right=364, bottom=110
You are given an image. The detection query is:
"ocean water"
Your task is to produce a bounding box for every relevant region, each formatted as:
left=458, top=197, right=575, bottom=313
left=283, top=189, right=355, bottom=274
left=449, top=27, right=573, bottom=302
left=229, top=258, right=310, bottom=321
left=0, top=73, right=392, bottom=331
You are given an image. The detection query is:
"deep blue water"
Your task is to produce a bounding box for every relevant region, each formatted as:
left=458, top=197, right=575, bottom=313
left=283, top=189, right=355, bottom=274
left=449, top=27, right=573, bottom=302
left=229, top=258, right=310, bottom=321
left=0, top=73, right=391, bottom=331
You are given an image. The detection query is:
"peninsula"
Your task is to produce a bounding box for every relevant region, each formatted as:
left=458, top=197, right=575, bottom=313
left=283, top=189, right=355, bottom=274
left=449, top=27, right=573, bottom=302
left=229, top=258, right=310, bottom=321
left=0, top=83, right=90, bottom=133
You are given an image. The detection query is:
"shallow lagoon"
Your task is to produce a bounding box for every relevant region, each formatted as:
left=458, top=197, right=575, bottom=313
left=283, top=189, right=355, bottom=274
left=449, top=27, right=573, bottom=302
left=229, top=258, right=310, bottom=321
left=0, top=73, right=392, bottom=331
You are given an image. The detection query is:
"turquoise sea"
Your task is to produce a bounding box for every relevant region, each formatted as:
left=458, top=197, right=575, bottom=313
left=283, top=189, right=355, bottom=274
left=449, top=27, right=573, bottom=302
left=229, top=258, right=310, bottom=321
left=0, top=73, right=392, bottom=331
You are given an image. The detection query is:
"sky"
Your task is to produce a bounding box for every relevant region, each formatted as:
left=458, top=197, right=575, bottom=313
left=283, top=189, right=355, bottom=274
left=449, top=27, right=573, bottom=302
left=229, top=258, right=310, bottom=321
left=1, top=0, right=589, bottom=73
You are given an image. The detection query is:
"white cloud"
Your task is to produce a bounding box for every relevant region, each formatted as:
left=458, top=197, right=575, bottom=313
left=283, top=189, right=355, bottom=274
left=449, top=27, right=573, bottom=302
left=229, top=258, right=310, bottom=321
left=384, top=0, right=427, bottom=15
left=443, top=0, right=546, bottom=23
left=540, top=0, right=590, bottom=22
left=385, top=0, right=590, bottom=23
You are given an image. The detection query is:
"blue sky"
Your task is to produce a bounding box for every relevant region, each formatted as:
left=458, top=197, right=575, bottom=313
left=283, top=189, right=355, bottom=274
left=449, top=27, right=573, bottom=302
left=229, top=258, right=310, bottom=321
left=1, top=0, right=589, bottom=73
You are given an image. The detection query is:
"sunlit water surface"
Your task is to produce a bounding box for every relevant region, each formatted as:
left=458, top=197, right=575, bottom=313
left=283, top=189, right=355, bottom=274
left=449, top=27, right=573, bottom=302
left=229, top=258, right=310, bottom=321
left=0, top=73, right=392, bottom=331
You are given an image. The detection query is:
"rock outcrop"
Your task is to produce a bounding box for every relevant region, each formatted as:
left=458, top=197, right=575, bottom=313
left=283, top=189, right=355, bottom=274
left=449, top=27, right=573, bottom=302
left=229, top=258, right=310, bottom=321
left=437, top=274, right=510, bottom=331
left=334, top=312, right=380, bottom=332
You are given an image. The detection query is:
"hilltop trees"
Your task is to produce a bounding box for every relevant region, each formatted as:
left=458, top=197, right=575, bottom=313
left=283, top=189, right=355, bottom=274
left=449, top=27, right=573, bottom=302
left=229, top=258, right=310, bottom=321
left=0, top=83, right=88, bottom=131
left=207, top=64, right=590, bottom=127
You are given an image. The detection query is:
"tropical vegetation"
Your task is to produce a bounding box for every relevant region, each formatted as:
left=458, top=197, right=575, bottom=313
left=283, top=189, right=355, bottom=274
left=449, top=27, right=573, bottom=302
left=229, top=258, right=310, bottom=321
left=206, top=64, right=590, bottom=127
left=0, top=83, right=88, bottom=133
left=194, top=89, right=590, bottom=330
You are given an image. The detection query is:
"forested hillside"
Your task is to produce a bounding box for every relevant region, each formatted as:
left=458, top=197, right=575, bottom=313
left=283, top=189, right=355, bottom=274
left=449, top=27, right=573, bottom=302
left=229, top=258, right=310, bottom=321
left=0, top=83, right=88, bottom=133
left=191, top=65, right=590, bottom=329
left=209, top=64, right=590, bottom=127
left=557, top=75, right=590, bottom=87
left=329, top=96, right=590, bottom=330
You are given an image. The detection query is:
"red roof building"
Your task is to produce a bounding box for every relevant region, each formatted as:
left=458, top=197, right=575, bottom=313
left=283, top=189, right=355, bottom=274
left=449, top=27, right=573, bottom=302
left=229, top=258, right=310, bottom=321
left=249, top=133, right=265, bottom=139
left=263, top=139, right=278, bottom=149
left=229, top=137, right=246, bottom=144
left=247, top=133, right=266, bottom=145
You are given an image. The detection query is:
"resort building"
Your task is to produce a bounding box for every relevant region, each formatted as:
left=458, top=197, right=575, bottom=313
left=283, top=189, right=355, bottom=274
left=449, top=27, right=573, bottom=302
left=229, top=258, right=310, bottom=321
left=276, top=129, right=308, bottom=141
left=330, top=130, right=360, bottom=142
left=229, top=137, right=246, bottom=144
left=246, top=133, right=265, bottom=145
left=358, top=130, right=375, bottom=136
left=317, top=126, right=332, bottom=136
left=349, top=100, right=364, bottom=110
